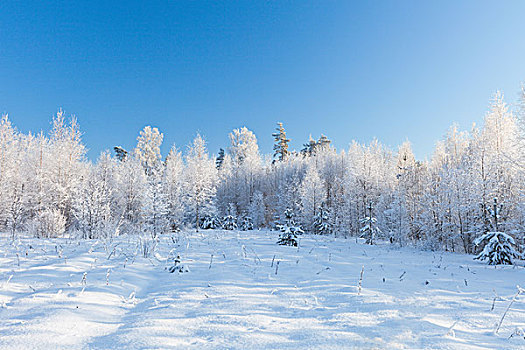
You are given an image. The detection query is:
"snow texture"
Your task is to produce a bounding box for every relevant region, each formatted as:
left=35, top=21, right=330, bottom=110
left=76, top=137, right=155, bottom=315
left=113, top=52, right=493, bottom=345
left=1, top=230, right=524, bottom=349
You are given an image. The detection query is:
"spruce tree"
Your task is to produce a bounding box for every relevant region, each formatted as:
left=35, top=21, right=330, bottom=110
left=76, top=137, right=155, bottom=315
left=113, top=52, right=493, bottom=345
left=216, top=148, right=225, bottom=169
left=474, top=198, right=521, bottom=265
left=272, top=122, right=290, bottom=162
left=360, top=203, right=380, bottom=244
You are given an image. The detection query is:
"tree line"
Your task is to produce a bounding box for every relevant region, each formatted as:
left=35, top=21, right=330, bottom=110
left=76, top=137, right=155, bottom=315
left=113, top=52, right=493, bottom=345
left=0, top=89, right=524, bottom=260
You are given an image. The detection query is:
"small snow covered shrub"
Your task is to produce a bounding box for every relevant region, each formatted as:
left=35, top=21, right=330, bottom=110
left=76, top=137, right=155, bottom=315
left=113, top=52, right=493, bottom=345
left=222, top=214, right=237, bottom=230
left=167, top=252, right=189, bottom=273
left=201, top=215, right=221, bottom=229
left=277, top=208, right=303, bottom=247
left=474, top=231, right=520, bottom=265
left=26, top=209, right=66, bottom=238
left=239, top=216, right=254, bottom=231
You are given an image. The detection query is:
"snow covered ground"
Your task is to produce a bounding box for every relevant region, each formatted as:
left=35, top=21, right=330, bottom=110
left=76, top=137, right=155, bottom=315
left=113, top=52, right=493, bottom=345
left=0, top=230, right=524, bottom=349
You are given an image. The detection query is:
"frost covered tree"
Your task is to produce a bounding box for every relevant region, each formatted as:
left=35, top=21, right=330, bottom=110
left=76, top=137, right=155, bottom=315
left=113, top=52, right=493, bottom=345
left=301, top=134, right=331, bottom=156
left=277, top=208, right=304, bottom=247
left=276, top=208, right=303, bottom=247
left=47, top=110, right=87, bottom=227
left=134, top=126, right=169, bottom=237
left=135, top=126, right=163, bottom=176
left=226, top=127, right=261, bottom=215
left=299, top=163, right=325, bottom=232
left=222, top=203, right=238, bottom=230
left=248, top=190, right=266, bottom=228
left=73, top=152, right=114, bottom=239
left=474, top=198, right=521, bottom=265
left=360, top=203, right=381, bottom=244
left=272, top=122, right=290, bottom=162
left=215, top=148, right=225, bottom=169
left=113, top=154, right=146, bottom=232
left=164, top=146, right=184, bottom=231
left=313, top=202, right=332, bottom=235
left=183, top=134, right=217, bottom=231
left=474, top=231, right=521, bottom=265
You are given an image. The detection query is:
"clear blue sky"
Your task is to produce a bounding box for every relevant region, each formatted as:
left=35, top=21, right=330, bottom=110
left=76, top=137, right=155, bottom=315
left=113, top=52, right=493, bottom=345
left=1, top=1, right=525, bottom=160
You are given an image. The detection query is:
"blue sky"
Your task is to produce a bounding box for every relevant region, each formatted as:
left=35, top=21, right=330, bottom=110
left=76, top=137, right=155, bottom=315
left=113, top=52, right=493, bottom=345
left=1, top=1, right=525, bottom=160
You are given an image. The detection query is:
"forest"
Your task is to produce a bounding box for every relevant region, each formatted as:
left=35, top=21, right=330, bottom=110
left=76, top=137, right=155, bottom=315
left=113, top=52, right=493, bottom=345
left=1, top=89, right=524, bottom=263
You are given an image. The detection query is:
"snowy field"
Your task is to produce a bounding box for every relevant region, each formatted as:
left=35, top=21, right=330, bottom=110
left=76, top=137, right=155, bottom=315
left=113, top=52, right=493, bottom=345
left=0, top=230, right=524, bottom=350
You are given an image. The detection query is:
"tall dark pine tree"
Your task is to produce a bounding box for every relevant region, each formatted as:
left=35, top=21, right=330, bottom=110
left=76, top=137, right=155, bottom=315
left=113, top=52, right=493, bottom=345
left=301, top=135, right=331, bottom=156
left=113, top=146, right=128, bottom=162
left=272, top=122, right=290, bottom=162
left=301, top=136, right=317, bottom=156
left=216, top=148, right=225, bottom=169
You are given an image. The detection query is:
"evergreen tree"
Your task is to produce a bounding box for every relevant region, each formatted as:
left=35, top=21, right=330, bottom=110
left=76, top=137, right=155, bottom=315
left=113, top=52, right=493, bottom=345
left=272, top=122, right=290, bottom=162
left=216, top=148, right=225, bottom=169
left=113, top=146, right=128, bottom=162
left=313, top=202, right=332, bottom=235
left=474, top=198, right=521, bottom=265
left=277, top=208, right=303, bottom=246
left=222, top=203, right=238, bottom=230
left=360, top=203, right=381, bottom=244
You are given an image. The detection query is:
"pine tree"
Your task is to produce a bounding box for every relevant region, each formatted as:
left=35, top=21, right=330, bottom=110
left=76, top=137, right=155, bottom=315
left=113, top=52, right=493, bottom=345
left=222, top=203, right=238, bottom=230
left=474, top=198, right=521, bottom=265
left=272, top=122, right=290, bottom=162
left=239, top=215, right=254, bottom=231
left=113, top=146, right=128, bottom=162
left=360, top=203, right=381, bottom=244
left=277, top=208, right=303, bottom=246
left=313, top=202, right=332, bottom=235
left=216, top=148, right=225, bottom=169
left=201, top=215, right=221, bottom=229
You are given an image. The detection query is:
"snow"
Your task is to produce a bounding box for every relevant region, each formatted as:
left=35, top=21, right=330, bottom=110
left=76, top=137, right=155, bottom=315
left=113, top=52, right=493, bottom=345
left=1, top=230, right=524, bottom=349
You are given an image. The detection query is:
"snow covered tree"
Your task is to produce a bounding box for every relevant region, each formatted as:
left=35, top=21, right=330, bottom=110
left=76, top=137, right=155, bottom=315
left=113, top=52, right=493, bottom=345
left=164, top=146, right=185, bottom=231
left=313, top=202, right=332, bottom=235
left=142, top=176, right=169, bottom=238
left=113, top=154, right=147, bottom=232
left=73, top=153, right=114, bottom=239
left=248, top=190, right=266, bottom=228
left=135, top=126, right=163, bottom=177
left=239, top=215, right=254, bottom=231
left=225, top=127, right=261, bottom=215
left=216, top=148, right=225, bottom=169
left=474, top=231, right=521, bottom=265
left=474, top=198, right=521, bottom=265
left=301, top=134, right=332, bottom=156
left=113, top=146, right=128, bottom=162
left=222, top=203, right=238, bottom=230
left=201, top=215, right=221, bottom=229
left=276, top=208, right=304, bottom=247
left=272, top=122, right=290, bottom=162
left=183, top=134, right=217, bottom=231
left=299, top=163, right=325, bottom=232
left=47, top=110, right=87, bottom=228
left=360, top=203, right=381, bottom=244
